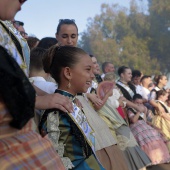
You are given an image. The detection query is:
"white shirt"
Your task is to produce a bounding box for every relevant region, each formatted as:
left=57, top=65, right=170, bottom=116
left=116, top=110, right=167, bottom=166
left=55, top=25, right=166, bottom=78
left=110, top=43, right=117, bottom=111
left=101, top=73, right=105, bottom=79
left=86, top=80, right=98, bottom=93
left=141, top=86, right=150, bottom=101
left=29, top=76, right=58, bottom=94
left=135, top=85, right=143, bottom=96
left=108, top=88, right=122, bottom=109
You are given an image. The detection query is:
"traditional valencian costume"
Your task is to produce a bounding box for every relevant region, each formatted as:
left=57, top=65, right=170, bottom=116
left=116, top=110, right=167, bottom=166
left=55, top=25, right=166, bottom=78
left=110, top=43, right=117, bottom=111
left=0, top=20, right=30, bottom=76
left=152, top=100, right=170, bottom=151
left=77, top=94, right=129, bottom=170
left=39, top=89, right=105, bottom=170
left=116, top=80, right=136, bottom=101
left=0, top=21, right=65, bottom=170
left=127, top=107, right=170, bottom=165
left=97, top=81, right=151, bottom=170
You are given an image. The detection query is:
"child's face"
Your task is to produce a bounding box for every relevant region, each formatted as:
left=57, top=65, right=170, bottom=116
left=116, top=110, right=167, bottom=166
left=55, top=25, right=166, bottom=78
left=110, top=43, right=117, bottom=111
left=161, top=93, right=168, bottom=102
left=69, top=54, right=94, bottom=94
left=134, top=98, right=143, bottom=106
left=132, top=76, right=141, bottom=85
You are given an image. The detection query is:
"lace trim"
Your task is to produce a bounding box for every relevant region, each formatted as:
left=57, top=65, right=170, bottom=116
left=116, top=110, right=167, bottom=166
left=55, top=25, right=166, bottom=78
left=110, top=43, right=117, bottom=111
left=116, top=81, right=134, bottom=98
left=47, top=112, right=74, bottom=170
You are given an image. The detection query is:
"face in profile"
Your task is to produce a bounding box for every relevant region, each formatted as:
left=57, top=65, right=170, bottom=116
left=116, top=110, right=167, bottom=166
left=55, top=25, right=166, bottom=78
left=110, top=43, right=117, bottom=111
left=160, top=93, right=168, bottom=102
left=167, top=96, right=170, bottom=106
left=121, top=68, right=132, bottom=83
left=68, top=55, right=94, bottom=94
left=160, top=76, right=168, bottom=86
left=91, top=57, right=100, bottom=75
left=18, top=25, right=28, bottom=39
left=56, top=24, right=78, bottom=47
left=145, top=77, right=152, bottom=86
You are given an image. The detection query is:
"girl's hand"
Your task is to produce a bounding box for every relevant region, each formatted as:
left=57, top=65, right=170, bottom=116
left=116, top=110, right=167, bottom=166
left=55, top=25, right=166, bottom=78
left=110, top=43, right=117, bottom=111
left=86, top=93, right=103, bottom=106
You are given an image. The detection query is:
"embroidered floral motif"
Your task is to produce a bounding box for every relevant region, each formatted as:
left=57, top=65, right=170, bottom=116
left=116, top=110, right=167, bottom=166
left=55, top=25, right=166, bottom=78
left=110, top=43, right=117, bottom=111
left=0, top=21, right=29, bottom=76
left=47, top=112, right=74, bottom=170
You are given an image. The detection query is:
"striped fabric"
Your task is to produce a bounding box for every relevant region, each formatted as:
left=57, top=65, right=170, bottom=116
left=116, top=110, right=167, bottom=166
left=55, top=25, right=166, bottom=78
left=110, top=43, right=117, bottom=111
left=0, top=101, right=65, bottom=170
left=152, top=102, right=170, bottom=141
left=130, top=120, right=163, bottom=146
left=128, top=109, right=163, bottom=146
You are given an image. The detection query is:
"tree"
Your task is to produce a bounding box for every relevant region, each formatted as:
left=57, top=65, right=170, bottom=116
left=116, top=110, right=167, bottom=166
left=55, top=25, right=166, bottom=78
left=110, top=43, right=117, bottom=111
left=148, top=0, right=170, bottom=72
left=79, top=1, right=160, bottom=74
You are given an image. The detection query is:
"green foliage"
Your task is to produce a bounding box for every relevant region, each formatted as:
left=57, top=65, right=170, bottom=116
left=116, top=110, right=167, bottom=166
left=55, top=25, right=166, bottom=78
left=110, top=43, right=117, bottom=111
left=78, top=0, right=170, bottom=74
left=148, top=0, right=170, bottom=71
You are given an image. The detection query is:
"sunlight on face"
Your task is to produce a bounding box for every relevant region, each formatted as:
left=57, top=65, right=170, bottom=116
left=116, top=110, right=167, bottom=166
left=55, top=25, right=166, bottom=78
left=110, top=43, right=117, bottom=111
left=122, top=68, right=132, bottom=83
left=91, top=57, right=100, bottom=74
left=160, top=76, right=168, bottom=86
left=161, top=93, right=168, bottom=102
left=56, top=24, right=78, bottom=47
left=70, top=55, right=94, bottom=94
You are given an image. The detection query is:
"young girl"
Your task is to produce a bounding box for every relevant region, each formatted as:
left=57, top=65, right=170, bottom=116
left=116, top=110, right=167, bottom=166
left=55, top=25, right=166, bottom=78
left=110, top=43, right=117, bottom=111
left=127, top=94, right=170, bottom=165
left=149, top=75, right=168, bottom=113
left=83, top=59, right=129, bottom=170
left=152, top=90, right=170, bottom=151
left=39, top=46, right=105, bottom=170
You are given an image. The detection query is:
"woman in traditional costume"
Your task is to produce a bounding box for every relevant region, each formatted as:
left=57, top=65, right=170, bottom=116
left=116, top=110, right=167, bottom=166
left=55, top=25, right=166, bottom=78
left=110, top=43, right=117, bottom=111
left=149, top=75, right=168, bottom=113
left=39, top=46, right=105, bottom=170
left=152, top=90, right=170, bottom=151
left=96, top=80, right=151, bottom=170
left=85, top=62, right=151, bottom=169
left=77, top=93, right=129, bottom=170
left=127, top=94, right=170, bottom=165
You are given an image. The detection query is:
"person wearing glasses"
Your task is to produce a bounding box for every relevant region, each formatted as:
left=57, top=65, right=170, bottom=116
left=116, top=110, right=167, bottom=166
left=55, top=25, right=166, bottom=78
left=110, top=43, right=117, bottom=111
left=12, top=20, right=24, bottom=28
left=0, top=0, right=68, bottom=169
left=12, top=19, right=28, bottom=39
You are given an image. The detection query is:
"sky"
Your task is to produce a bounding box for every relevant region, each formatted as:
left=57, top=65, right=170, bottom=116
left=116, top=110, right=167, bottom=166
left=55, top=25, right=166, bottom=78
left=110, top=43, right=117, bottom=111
left=15, top=0, right=135, bottom=40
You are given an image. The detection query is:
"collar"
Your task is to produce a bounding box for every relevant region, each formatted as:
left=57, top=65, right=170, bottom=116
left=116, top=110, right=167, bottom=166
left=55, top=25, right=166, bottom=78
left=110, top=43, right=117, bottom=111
left=155, top=86, right=161, bottom=91
left=55, top=89, right=75, bottom=101
left=118, top=80, right=128, bottom=85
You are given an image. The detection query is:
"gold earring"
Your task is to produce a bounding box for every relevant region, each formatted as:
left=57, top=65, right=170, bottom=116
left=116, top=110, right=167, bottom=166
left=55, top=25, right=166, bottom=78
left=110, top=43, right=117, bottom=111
left=67, top=81, right=71, bottom=89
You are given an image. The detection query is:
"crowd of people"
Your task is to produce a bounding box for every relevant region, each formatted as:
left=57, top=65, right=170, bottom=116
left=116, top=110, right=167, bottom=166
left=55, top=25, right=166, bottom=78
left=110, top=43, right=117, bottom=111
left=0, top=1, right=170, bottom=170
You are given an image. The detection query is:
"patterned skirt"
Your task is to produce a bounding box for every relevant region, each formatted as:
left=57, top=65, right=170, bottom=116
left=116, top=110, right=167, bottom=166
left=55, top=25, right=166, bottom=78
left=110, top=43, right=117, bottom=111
left=130, top=120, right=170, bottom=165
left=152, top=115, right=170, bottom=140
left=0, top=130, right=65, bottom=170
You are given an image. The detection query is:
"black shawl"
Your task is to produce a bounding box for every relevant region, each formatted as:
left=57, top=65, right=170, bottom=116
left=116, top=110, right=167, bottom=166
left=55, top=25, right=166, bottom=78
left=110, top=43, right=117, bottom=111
left=0, top=46, right=35, bottom=129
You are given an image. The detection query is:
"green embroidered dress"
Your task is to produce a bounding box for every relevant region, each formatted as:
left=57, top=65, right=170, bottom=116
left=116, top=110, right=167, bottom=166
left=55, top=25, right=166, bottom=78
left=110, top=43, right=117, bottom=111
left=39, top=89, right=105, bottom=170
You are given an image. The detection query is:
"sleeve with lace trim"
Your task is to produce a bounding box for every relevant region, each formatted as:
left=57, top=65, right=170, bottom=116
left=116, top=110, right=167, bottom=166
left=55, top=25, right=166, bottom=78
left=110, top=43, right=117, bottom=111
left=47, top=111, right=74, bottom=170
